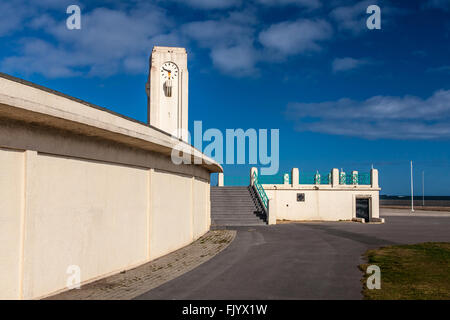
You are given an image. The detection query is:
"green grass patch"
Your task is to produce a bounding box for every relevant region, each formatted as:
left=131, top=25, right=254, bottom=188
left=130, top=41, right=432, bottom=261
left=359, top=242, right=450, bottom=300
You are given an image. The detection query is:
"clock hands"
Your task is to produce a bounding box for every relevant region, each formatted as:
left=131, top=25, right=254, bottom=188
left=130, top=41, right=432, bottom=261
left=161, top=64, right=177, bottom=97
left=162, top=67, right=178, bottom=81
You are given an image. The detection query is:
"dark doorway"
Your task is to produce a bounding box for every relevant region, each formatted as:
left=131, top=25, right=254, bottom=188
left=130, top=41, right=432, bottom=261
left=356, top=198, right=370, bottom=222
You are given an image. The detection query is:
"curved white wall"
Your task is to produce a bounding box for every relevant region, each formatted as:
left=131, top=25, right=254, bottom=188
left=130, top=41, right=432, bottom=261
left=0, top=147, right=212, bottom=300
left=0, top=74, right=220, bottom=300
left=0, top=148, right=24, bottom=299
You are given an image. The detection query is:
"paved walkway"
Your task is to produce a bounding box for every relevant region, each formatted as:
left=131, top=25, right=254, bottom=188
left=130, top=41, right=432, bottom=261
left=381, top=208, right=450, bottom=217
left=47, top=230, right=236, bottom=300
left=136, top=209, right=450, bottom=300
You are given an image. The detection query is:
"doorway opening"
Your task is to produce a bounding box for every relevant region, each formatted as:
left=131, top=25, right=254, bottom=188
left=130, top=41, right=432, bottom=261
left=356, top=198, right=370, bottom=222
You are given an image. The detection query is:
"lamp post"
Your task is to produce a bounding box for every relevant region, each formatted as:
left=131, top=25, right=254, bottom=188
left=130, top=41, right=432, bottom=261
left=422, top=171, right=425, bottom=207
left=411, top=161, right=414, bottom=213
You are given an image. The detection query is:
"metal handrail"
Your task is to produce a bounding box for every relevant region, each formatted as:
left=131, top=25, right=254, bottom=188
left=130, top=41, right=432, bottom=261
left=252, top=171, right=268, bottom=210
left=358, top=173, right=371, bottom=185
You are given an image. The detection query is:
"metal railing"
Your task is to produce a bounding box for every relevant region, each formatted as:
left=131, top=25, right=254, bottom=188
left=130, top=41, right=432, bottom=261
left=344, top=174, right=354, bottom=185
left=252, top=172, right=268, bottom=210
left=319, top=173, right=331, bottom=185
left=223, top=170, right=372, bottom=187
left=339, top=172, right=371, bottom=185
left=298, top=172, right=331, bottom=185
left=358, top=173, right=371, bottom=185
left=258, top=174, right=291, bottom=185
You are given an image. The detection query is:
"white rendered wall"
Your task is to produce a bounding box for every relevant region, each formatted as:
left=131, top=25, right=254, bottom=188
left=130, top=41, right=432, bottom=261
left=0, top=70, right=220, bottom=300
left=21, top=152, right=150, bottom=299
left=192, top=178, right=209, bottom=240
left=265, top=188, right=380, bottom=222
left=149, top=170, right=194, bottom=260
left=0, top=148, right=24, bottom=299
left=0, top=148, right=212, bottom=299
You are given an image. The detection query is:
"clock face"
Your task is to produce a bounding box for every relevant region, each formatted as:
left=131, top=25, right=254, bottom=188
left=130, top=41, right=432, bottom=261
left=160, top=62, right=178, bottom=80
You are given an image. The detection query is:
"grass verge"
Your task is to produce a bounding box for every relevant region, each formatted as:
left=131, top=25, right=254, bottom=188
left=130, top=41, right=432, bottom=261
left=359, top=242, right=450, bottom=300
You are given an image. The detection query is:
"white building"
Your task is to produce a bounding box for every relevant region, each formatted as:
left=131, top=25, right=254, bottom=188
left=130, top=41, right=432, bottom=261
left=0, top=45, right=382, bottom=300
left=248, top=167, right=383, bottom=224
left=0, top=46, right=222, bottom=299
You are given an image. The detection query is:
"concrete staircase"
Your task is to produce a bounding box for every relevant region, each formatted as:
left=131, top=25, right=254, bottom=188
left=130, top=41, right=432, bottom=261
left=210, top=186, right=267, bottom=227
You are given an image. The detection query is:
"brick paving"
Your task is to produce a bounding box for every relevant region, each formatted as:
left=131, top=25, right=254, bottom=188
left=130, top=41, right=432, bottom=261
left=46, top=230, right=236, bottom=300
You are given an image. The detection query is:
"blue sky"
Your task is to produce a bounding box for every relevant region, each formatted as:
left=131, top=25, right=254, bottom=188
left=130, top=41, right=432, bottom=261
left=1, top=0, right=450, bottom=195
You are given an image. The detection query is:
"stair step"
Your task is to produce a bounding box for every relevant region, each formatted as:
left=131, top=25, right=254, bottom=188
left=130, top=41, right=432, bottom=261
left=211, top=207, right=260, bottom=211
left=211, top=217, right=264, bottom=223
left=212, top=211, right=260, bottom=213
left=212, top=221, right=266, bottom=226
left=211, top=198, right=255, bottom=201
left=211, top=194, right=255, bottom=196
left=212, top=212, right=263, bottom=216
left=211, top=218, right=264, bottom=224
left=212, top=215, right=265, bottom=219
left=211, top=187, right=248, bottom=189
left=212, top=204, right=261, bottom=207
left=210, top=186, right=267, bottom=226
left=211, top=205, right=257, bottom=208
left=212, top=211, right=261, bottom=214
left=211, top=211, right=262, bottom=217
left=215, top=224, right=266, bottom=226
left=212, top=209, right=259, bottom=212
left=212, top=212, right=258, bottom=215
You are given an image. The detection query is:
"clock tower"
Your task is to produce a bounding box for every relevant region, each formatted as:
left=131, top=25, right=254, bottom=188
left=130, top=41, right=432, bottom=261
left=146, top=46, right=189, bottom=142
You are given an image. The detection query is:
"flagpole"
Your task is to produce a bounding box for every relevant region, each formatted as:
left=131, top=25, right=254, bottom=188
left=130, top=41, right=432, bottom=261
left=411, top=161, right=414, bottom=213
left=422, top=171, right=425, bottom=207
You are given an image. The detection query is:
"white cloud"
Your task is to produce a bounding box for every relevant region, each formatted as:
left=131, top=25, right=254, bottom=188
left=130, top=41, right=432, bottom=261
left=0, top=0, right=30, bottom=37
left=329, top=0, right=372, bottom=34
left=1, top=0, right=379, bottom=78
left=170, top=0, right=321, bottom=9
left=286, top=90, right=450, bottom=139
left=2, top=39, right=83, bottom=78
left=182, top=20, right=252, bottom=48
left=170, top=0, right=241, bottom=9
left=0, top=0, right=333, bottom=78
left=255, top=0, right=321, bottom=9
left=0, top=0, right=77, bottom=37
left=332, top=57, right=369, bottom=72
left=182, top=16, right=258, bottom=74
left=2, top=3, right=180, bottom=77
left=1, top=1, right=264, bottom=77
left=259, top=19, right=332, bottom=56
left=28, top=13, right=56, bottom=30
left=185, top=14, right=333, bottom=74
left=35, top=0, right=72, bottom=9
left=210, top=44, right=258, bottom=75
left=330, top=1, right=403, bottom=35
